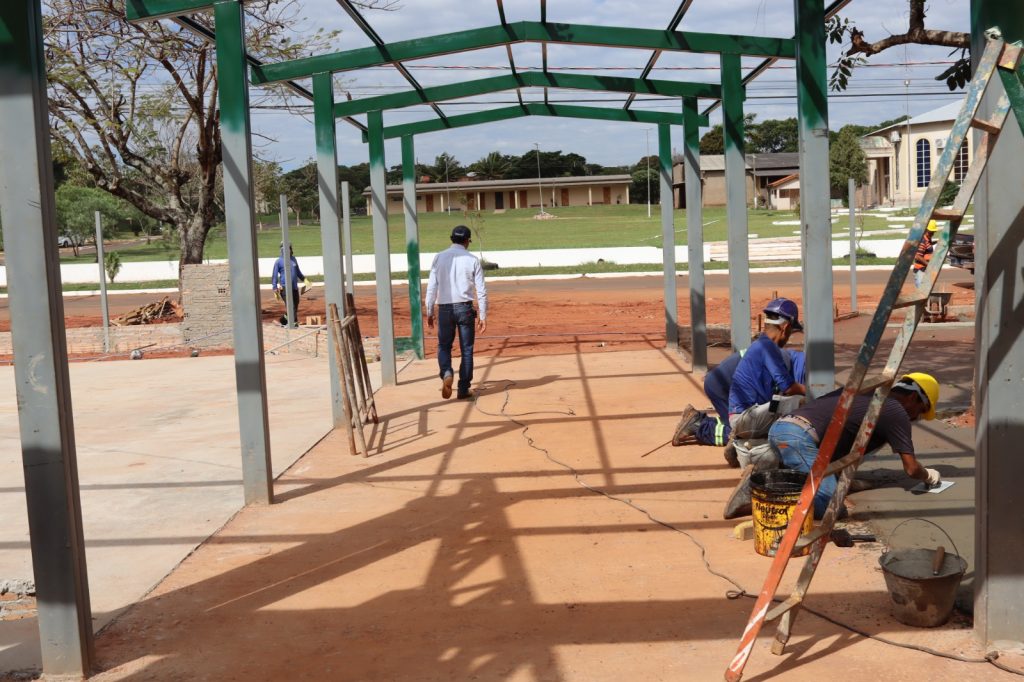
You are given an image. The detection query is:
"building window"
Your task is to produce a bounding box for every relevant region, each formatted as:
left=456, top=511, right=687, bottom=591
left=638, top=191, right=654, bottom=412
left=954, top=137, right=969, bottom=183
left=916, top=139, right=931, bottom=188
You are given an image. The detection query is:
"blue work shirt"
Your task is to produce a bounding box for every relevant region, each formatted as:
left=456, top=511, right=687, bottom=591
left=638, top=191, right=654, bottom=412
left=271, top=253, right=305, bottom=290
left=728, top=333, right=796, bottom=415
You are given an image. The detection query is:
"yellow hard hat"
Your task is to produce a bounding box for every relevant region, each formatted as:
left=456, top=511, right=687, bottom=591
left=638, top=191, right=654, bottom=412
left=926, top=220, right=939, bottom=232
left=900, top=372, right=939, bottom=420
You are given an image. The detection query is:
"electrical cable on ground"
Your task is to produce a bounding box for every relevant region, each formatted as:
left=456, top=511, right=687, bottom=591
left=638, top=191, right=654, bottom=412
left=474, top=379, right=1024, bottom=678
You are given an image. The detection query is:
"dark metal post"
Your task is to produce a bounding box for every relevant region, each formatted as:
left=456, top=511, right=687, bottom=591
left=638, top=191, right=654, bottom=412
left=0, top=1, right=94, bottom=673
left=341, top=180, right=355, bottom=295
left=94, top=211, right=110, bottom=352
left=312, top=71, right=346, bottom=425
left=972, top=0, right=1024, bottom=647
left=683, top=96, right=707, bottom=373
left=214, top=0, right=273, bottom=504
left=367, top=110, right=397, bottom=385
left=794, top=0, right=835, bottom=396
left=401, top=135, right=425, bottom=359
left=279, top=194, right=295, bottom=328
left=658, top=123, right=679, bottom=348
left=721, top=52, right=751, bottom=351
left=849, top=177, right=857, bottom=313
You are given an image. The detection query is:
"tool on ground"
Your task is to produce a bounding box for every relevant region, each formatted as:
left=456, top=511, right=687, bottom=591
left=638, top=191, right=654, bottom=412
left=829, top=529, right=876, bottom=548
left=911, top=479, right=956, bottom=495
left=725, top=33, right=1024, bottom=680
left=329, top=294, right=379, bottom=457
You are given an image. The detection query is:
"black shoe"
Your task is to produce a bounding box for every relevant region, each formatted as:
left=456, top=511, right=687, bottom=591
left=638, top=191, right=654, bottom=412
left=724, top=465, right=754, bottom=520
left=671, top=405, right=703, bottom=446
left=441, top=372, right=454, bottom=399
left=723, top=440, right=740, bottom=468
left=456, top=391, right=473, bottom=400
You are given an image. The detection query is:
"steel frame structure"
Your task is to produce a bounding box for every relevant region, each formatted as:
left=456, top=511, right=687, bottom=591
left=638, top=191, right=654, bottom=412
left=1, top=0, right=883, bottom=675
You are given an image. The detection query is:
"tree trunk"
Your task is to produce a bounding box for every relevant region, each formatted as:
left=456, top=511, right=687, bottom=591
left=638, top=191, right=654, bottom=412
left=177, top=214, right=209, bottom=294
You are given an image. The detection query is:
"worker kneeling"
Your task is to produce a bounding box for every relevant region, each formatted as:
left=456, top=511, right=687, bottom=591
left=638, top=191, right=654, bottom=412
left=767, top=373, right=942, bottom=519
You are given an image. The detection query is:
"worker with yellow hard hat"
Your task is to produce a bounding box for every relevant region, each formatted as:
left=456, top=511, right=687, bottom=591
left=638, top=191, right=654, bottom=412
left=724, top=372, right=942, bottom=520
left=913, top=220, right=941, bottom=288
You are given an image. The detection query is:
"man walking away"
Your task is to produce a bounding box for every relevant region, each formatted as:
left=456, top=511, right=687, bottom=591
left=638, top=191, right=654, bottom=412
left=425, top=225, right=488, bottom=400
left=272, top=243, right=307, bottom=326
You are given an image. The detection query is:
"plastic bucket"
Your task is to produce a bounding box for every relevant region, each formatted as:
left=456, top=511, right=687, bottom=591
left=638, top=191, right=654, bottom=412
left=878, top=519, right=966, bottom=627
left=750, top=469, right=813, bottom=557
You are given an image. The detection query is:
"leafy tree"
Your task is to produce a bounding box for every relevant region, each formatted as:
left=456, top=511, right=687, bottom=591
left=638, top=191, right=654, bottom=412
left=829, top=125, right=868, bottom=204
left=630, top=167, right=660, bottom=205
left=104, top=251, right=122, bottom=283
left=338, top=162, right=371, bottom=209
left=507, top=149, right=588, bottom=179
left=827, top=1, right=970, bottom=92
left=423, top=153, right=464, bottom=183
left=469, top=152, right=514, bottom=180
left=43, top=0, right=386, bottom=281
left=747, top=118, right=799, bottom=153
left=699, top=126, right=724, bottom=154
left=938, top=180, right=959, bottom=207
left=55, top=185, right=132, bottom=257
left=279, top=162, right=319, bottom=225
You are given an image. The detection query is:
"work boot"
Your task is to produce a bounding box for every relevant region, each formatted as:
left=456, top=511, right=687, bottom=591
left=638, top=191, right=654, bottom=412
left=671, top=405, right=703, bottom=446
left=441, top=371, right=454, bottom=399
left=723, top=440, right=740, bottom=468
left=723, top=465, right=754, bottom=520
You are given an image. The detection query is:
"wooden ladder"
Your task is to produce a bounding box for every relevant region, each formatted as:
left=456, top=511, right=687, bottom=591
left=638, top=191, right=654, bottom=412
left=725, top=33, right=1024, bottom=681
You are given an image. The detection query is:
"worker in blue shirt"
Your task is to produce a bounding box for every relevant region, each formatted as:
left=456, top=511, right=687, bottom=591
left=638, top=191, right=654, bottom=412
left=271, top=244, right=306, bottom=326
left=672, top=348, right=806, bottom=450
left=728, top=297, right=806, bottom=427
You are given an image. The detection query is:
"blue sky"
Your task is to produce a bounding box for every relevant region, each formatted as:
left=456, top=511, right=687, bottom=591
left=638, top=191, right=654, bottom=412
left=247, top=0, right=970, bottom=171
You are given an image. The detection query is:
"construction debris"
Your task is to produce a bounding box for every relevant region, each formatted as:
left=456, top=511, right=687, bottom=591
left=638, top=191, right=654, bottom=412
left=112, top=297, right=180, bottom=326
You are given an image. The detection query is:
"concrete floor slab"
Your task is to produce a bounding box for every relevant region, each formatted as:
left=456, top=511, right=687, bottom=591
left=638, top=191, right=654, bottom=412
left=0, top=353, right=377, bottom=674
left=83, top=350, right=1012, bottom=681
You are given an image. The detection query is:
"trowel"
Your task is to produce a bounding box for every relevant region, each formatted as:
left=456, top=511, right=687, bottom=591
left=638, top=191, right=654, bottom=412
left=910, top=479, right=956, bottom=494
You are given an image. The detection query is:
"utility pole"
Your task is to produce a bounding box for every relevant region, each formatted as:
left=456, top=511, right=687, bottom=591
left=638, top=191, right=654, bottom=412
left=534, top=143, right=545, bottom=215
left=94, top=212, right=110, bottom=353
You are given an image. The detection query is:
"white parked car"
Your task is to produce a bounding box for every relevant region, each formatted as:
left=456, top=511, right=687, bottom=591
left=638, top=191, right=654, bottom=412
left=57, top=234, right=82, bottom=248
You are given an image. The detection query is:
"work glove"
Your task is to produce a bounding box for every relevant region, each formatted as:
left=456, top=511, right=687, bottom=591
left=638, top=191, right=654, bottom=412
left=925, top=468, right=941, bottom=486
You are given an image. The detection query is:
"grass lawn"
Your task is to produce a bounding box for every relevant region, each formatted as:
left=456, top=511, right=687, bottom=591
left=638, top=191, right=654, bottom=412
left=50, top=204, right=930, bottom=264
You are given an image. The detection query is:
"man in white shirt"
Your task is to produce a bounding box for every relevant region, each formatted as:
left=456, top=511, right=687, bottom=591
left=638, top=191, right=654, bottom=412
left=425, top=225, right=488, bottom=399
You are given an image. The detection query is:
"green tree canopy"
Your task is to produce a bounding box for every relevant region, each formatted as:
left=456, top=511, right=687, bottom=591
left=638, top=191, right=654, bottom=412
left=747, top=118, right=799, bottom=153
left=829, top=125, right=869, bottom=203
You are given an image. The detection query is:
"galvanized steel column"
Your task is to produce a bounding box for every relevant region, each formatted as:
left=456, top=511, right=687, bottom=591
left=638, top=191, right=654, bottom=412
left=683, top=97, right=707, bottom=373
left=721, top=53, right=751, bottom=351
left=313, top=72, right=346, bottom=425
left=214, top=0, right=273, bottom=504
left=401, top=135, right=425, bottom=359
left=972, top=0, right=1024, bottom=647
left=279, top=194, right=295, bottom=328
left=367, top=110, right=398, bottom=385
left=0, top=1, right=94, bottom=673
left=341, top=180, right=355, bottom=295
left=794, top=0, right=835, bottom=396
left=658, top=124, right=679, bottom=348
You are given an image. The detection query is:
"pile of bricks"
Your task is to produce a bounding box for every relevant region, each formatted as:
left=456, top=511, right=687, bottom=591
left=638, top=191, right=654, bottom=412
left=0, top=579, right=36, bottom=621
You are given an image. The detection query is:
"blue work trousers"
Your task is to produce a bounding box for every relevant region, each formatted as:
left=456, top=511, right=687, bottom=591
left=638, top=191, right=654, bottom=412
left=437, top=302, right=476, bottom=394
left=768, top=420, right=833, bottom=519
left=694, top=383, right=731, bottom=446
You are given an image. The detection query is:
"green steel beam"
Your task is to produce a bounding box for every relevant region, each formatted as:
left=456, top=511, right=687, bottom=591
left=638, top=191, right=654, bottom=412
left=213, top=0, right=274, bottom=505
left=658, top=123, right=679, bottom=348
left=367, top=110, right=398, bottom=386
left=401, top=136, right=425, bottom=360
left=794, top=0, right=834, bottom=397
left=720, top=52, right=751, bottom=352
left=124, top=0, right=214, bottom=21
left=253, top=21, right=796, bottom=84
left=682, top=96, right=707, bottom=373
left=312, top=72, right=348, bottom=426
left=367, top=103, right=706, bottom=141
left=334, top=71, right=721, bottom=118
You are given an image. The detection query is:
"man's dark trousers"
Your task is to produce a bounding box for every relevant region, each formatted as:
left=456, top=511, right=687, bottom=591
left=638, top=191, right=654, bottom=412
left=437, top=302, right=476, bottom=395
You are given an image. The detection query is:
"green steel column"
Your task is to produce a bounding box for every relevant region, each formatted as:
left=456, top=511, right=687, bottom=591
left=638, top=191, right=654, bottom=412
left=721, top=53, right=751, bottom=351
left=214, top=0, right=273, bottom=504
left=972, top=0, right=1024, bottom=647
left=401, top=135, right=425, bottom=359
left=367, top=110, right=398, bottom=385
left=0, top=2, right=94, bottom=674
left=794, top=0, right=835, bottom=397
left=312, top=72, right=346, bottom=426
left=658, top=124, right=679, bottom=348
left=341, top=180, right=355, bottom=295
left=683, top=97, right=707, bottom=373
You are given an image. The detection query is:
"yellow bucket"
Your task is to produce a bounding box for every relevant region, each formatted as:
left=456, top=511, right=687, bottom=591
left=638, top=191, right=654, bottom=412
left=751, top=469, right=814, bottom=557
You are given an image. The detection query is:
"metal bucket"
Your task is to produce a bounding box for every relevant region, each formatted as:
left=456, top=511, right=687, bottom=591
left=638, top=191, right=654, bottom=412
left=878, top=519, right=966, bottom=627
left=750, top=469, right=813, bottom=557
